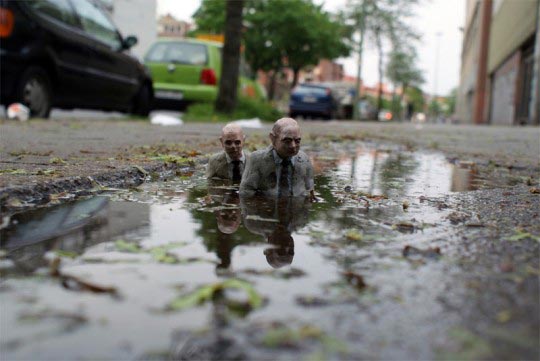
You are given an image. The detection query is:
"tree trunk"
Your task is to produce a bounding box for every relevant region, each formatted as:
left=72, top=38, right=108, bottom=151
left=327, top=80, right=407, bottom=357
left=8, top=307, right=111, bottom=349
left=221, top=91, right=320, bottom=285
left=398, top=83, right=408, bottom=121
left=291, top=68, right=300, bottom=89
left=268, top=71, right=278, bottom=101
left=375, top=31, right=383, bottom=116
left=215, top=0, right=244, bottom=114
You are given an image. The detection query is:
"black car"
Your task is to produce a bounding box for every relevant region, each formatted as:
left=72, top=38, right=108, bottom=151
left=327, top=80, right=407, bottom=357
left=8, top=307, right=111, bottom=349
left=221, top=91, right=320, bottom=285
left=0, top=0, right=152, bottom=117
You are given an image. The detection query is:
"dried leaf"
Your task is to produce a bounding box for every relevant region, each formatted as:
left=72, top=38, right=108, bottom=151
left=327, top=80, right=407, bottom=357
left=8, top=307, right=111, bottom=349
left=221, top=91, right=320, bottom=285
left=402, top=245, right=441, bottom=260
left=49, top=157, right=67, bottom=165
left=342, top=271, right=367, bottom=290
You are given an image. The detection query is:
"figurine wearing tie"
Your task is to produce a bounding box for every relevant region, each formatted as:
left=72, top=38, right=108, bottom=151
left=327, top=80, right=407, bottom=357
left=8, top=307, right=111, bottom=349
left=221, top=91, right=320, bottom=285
left=206, top=123, right=249, bottom=183
left=240, top=118, right=314, bottom=198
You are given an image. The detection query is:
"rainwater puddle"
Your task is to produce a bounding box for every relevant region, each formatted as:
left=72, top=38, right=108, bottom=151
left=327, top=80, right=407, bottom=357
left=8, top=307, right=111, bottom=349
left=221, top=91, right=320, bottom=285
left=0, top=143, right=518, bottom=360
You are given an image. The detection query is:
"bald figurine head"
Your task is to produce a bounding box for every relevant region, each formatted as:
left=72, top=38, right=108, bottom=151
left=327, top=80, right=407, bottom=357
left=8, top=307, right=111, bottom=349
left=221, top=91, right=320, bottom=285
left=220, top=123, right=245, bottom=161
left=269, top=117, right=301, bottom=159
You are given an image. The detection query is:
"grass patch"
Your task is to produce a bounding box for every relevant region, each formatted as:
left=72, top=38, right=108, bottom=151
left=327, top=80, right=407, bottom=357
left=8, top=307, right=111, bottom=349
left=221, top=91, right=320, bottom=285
left=182, top=97, right=283, bottom=122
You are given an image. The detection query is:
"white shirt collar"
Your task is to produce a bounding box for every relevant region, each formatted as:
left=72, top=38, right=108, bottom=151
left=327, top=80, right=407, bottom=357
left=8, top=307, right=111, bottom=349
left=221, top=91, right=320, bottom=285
left=225, top=151, right=245, bottom=164
left=272, top=149, right=296, bottom=166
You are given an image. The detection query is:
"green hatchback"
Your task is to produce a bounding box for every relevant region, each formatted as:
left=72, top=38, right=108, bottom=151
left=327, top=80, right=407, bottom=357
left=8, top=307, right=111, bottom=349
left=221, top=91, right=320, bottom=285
left=144, top=38, right=265, bottom=106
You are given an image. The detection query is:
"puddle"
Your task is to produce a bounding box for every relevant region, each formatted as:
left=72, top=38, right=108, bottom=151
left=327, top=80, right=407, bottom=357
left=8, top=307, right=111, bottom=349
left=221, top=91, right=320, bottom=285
left=0, top=143, right=536, bottom=360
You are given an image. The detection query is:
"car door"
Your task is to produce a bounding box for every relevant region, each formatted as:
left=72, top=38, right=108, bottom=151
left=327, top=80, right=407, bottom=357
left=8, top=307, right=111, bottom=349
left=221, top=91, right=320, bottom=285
left=21, top=0, right=91, bottom=106
left=69, top=0, right=139, bottom=109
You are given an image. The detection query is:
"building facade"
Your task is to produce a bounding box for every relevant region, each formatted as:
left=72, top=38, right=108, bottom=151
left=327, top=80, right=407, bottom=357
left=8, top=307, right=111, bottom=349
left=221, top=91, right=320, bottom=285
left=158, top=14, right=192, bottom=38
left=101, top=0, right=157, bottom=60
left=456, top=0, right=539, bottom=125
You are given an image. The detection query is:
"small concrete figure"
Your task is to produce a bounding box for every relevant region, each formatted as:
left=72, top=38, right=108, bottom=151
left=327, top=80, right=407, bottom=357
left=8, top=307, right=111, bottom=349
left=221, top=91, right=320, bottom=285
left=239, top=117, right=314, bottom=198
left=206, top=123, right=249, bottom=183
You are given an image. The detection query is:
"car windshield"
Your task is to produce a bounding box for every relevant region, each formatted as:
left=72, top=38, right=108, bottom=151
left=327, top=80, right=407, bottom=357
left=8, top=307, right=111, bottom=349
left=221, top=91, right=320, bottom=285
left=145, top=42, right=208, bottom=65
left=294, top=86, right=328, bottom=96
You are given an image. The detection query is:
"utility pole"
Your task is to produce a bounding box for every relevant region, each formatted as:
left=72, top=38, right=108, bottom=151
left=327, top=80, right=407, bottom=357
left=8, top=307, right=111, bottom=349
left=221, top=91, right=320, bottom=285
left=530, top=0, right=540, bottom=124
left=431, top=32, right=442, bottom=122
left=432, top=32, right=442, bottom=99
left=353, top=0, right=368, bottom=120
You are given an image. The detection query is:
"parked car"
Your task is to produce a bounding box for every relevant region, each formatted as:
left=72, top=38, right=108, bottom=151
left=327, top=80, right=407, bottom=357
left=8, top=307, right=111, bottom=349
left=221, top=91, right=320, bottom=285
left=0, top=0, right=153, bottom=118
left=288, top=83, right=338, bottom=120
left=358, top=99, right=378, bottom=120
left=320, top=82, right=355, bottom=119
left=144, top=38, right=265, bottom=108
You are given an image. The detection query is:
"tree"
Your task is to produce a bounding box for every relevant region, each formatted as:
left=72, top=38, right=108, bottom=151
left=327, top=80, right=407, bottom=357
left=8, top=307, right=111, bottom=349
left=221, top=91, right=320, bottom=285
left=193, top=0, right=351, bottom=99
left=215, top=0, right=244, bottom=114
left=343, top=0, right=421, bottom=118
left=278, top=1, right=351, bottom=88
left=192, top=0, right=226, bottom=34
left=386, top=49, right=424, bottom=120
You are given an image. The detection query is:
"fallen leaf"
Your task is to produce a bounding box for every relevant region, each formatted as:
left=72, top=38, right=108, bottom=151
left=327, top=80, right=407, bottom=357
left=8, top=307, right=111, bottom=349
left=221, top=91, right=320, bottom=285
left=402, top=245, right=441, bottom=260
left=342, top=271, right=367, bottom=290
left=496, top=310, right=511, bottom=323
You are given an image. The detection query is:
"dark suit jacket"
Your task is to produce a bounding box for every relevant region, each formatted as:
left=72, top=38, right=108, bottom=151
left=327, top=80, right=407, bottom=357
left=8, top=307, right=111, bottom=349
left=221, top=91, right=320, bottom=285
left=239, top=146, right=314, bottom=197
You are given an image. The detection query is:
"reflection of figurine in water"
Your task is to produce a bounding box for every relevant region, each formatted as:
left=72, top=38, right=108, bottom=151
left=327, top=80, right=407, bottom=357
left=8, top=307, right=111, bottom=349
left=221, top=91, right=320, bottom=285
left=264, top=223, right=295, bottom=268
left=206, top=123, right=249, bottom=183
left=214, top=193, right=241, bottom=235
left=241, top=196, right=310, bottom=268
left=211, top=191, right=241, bottom=270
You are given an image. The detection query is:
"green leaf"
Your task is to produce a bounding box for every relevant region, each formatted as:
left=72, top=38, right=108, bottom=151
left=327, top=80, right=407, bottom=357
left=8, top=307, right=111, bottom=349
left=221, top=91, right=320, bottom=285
left=114, top=239, right=141, bottom=253
left=507, top=229, right=540, bottom=242
left=222, top=278, right=263, bottom=309
left=167, top=279, right=263, bottom=311
left=0, top=169, right=27, bottom=175
left=55, top=250, right=79, bottom=259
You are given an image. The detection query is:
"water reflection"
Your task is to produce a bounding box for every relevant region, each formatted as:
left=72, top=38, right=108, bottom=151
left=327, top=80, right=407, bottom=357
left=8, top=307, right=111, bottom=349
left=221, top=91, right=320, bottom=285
left=0, top=197, right=150, bottom=273
left=242, top=196, right=310, bottom=268
left=335, top=147, right=477, bottom=197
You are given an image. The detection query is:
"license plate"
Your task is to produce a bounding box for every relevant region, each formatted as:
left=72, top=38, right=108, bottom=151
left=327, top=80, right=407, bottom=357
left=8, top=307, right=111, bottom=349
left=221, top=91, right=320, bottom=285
left=303, top=96, right=316, bottom=103
left=156, top=90, right=183, bottom=100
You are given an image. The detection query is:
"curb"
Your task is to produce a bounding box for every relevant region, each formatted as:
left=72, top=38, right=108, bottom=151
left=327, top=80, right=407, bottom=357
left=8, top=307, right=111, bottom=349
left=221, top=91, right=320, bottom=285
left=0, top=161, right=199, bottom=216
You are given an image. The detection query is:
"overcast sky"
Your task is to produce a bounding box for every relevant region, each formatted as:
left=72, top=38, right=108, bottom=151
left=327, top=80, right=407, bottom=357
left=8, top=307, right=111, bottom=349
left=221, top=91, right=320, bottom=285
left=157, top=0, right=465, bottom=96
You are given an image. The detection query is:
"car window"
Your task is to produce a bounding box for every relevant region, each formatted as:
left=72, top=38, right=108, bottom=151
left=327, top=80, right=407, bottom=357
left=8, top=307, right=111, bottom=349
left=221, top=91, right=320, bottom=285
left=146, top=42, right=208, bottom=65
left=294, top=86, right=328, bottom=96
left=70, top=0, right=122, bottom=49
left=26, top=0, right=79, bottom=27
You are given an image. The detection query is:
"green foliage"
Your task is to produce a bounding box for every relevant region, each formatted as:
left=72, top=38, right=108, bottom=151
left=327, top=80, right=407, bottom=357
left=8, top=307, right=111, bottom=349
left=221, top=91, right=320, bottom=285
left=193, top=0, right=351, bottom=77
left=445, top=88, right=457, bottom=116
left=386, top=50, right=424, bottom=90
left=183, top=97, right=282, bottom=122
left=192, top=0, right=226, bottom=34
left=405, top=86, right=425, bottom=113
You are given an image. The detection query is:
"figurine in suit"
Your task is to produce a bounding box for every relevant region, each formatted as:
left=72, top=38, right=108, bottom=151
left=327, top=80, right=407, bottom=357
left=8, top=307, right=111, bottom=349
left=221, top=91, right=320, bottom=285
left=240, top=118, right=314, bottom=198
left=206, top=123, right=249, bottom=183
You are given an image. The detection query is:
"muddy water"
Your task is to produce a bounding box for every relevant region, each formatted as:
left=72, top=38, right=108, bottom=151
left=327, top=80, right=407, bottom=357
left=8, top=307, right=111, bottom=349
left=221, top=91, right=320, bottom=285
left=1, top=143, right=537, bottom=360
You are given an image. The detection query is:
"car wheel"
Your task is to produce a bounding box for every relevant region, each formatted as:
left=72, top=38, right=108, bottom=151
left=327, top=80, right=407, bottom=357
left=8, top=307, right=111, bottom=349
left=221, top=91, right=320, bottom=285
left=17, top=67, right=52, bottom=118
left=131, top=84, right=151, bottom=117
